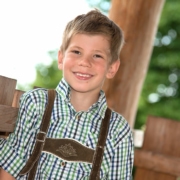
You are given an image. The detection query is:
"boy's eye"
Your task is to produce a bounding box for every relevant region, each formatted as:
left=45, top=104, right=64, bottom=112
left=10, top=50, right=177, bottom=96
left=72, top=50, right=80, bottom=55
left=94, top=54, right=103, bottom=59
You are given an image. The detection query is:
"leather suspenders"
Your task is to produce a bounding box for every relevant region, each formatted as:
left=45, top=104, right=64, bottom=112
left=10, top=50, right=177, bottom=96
left=19, top=89, right=111, bottom=179
left=90, top=108, right=111, bottom=179
left=19, top=89, right=56, bottom=179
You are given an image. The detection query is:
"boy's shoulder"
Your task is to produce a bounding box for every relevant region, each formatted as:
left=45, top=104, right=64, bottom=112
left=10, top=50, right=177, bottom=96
left=18, top=88, right=51, bottom=126
left=19, top=88, right=51, bottom=116
left=21, top=88, right=49, bottom=103
left=109, top=109, right=132, bottom=144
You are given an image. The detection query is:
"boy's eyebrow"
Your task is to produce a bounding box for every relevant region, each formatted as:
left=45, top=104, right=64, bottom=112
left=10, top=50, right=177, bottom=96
left=94, top=49, right=110, bottom=53
left=68, top=45, right=110, bottom=55
left=69, top=45, right=110, bottom=53
left=69, top=45, right=82, bottom=49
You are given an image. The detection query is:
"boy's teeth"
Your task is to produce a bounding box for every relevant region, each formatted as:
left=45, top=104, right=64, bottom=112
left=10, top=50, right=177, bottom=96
left=76, top=73, right=91, bottom=77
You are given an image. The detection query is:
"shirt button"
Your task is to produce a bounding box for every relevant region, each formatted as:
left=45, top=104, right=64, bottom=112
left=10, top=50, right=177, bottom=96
left=77, top=115, right=80, bottom=120
left=61, top=162, right=66, bottom=166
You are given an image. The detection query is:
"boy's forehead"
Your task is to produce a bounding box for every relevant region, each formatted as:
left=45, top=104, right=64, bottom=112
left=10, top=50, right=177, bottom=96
left=70, top=33, right=110, bottom=45
left=68, top=33, right=111, bottom=51
left=72, top=32, right=111, bottom=40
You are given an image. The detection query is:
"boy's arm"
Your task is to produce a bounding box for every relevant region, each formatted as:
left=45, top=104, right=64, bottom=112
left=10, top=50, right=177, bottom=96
left=109, top=133, right=134, bottom=180
left=0, top=90, right=47, bottom=178
left=0, top=168, right=15, bottom=180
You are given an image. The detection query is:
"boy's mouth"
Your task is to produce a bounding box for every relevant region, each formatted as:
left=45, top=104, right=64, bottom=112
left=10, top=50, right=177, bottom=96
left=75, top=72, right=92, bottom=78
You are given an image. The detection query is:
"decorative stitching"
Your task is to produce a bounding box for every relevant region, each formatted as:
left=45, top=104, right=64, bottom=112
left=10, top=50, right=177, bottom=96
left=56, top=143, right=77, bottom=157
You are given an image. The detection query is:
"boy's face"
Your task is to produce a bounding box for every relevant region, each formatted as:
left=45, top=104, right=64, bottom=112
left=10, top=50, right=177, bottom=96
left=58, top=33, right=120, bottom=95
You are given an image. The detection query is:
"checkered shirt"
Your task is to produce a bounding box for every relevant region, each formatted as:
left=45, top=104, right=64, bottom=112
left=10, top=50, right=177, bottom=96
left=0, top=78, right=134, bottom=179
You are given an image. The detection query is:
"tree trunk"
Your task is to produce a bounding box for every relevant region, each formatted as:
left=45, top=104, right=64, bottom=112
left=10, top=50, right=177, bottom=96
left=103, top=0, right=165, bottom=128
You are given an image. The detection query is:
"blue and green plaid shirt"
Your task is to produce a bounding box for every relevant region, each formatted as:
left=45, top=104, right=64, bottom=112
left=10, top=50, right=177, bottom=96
left=0, top=78, right=134, bottom=179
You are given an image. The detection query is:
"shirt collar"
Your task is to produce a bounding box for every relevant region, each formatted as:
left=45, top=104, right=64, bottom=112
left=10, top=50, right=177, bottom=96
left=89, top=90, right=107, bottom=119
left=56, top=78, right=70, bottom=102
left=56, top=78, right=107, bottom=119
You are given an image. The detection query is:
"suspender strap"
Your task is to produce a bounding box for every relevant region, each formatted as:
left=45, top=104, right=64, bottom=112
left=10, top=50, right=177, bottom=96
left=90, top=107, right=111, bottom=180
left=19, top=89, right=56, bottom=177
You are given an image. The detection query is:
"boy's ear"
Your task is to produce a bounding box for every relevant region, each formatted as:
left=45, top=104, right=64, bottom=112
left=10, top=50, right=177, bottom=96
left=106, top=60, right=120, bottom=79
left=58, top=50, right=63, bottom=70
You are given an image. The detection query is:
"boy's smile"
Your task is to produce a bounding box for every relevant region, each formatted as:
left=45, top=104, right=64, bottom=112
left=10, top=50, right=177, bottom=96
left=58, top=33, right=120, bottom=101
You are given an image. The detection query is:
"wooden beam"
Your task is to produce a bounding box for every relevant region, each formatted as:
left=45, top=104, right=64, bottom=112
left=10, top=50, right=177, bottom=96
left=103, top=0, right=165, bottom=128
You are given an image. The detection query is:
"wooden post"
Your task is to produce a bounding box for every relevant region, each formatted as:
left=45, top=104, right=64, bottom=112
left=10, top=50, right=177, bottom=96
left=103, top=0, right=165, bottom=128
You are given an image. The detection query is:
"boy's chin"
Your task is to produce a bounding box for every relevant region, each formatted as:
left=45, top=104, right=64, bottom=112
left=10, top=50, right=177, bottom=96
left=70, top=85, right=100, bottom=94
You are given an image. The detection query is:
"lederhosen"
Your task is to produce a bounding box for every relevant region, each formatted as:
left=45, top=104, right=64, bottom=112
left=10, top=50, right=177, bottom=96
left=19, top=89, right=111, bottom=180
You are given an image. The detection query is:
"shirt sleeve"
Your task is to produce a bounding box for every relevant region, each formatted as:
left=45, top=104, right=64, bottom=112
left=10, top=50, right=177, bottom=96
left=0, top=90, right=46, bottom=178
left=108, top=126, right=134, bottom=179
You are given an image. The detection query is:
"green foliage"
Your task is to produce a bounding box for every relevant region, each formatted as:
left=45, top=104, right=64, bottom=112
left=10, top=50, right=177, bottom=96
left=32, top=50, right=63, bottom=89
left=135, top=0, right=180, bottom=128
left=86, top=0, right=110, bottom=14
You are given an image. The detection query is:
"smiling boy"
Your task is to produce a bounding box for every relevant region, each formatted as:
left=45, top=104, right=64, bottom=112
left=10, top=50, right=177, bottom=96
left=58, top=33, right=117, bottom=111
left=0, top=10, right=134, bottom=179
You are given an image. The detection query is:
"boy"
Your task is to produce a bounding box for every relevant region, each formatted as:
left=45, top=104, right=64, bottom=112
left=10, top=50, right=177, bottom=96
left=0, top=9, right=134, bottom=179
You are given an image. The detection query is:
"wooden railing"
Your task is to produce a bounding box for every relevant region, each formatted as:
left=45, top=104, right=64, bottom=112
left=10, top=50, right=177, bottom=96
left=0, top=75, right=24, bottom=137
left=134, top=116, right=180, bottom=180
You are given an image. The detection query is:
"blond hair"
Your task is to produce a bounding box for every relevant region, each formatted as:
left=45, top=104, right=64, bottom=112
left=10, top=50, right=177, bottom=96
left=60, top=9, right=124, bottom=63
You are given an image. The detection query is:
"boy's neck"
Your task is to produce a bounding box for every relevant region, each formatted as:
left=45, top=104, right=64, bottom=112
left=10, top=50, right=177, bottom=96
left=70, top=90, right=99, bottom=112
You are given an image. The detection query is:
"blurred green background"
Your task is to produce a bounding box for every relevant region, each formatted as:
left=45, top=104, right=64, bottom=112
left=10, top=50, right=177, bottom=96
left=18, top=0, right=180, bottom=129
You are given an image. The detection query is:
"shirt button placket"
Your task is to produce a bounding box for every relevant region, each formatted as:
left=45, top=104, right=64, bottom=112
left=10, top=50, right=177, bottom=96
left=61, top=161, right=66, bottom=167
left=77, top=115, right=81, bottom=120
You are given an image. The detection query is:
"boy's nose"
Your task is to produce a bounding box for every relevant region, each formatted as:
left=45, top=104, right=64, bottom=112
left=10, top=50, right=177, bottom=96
left=78, top=56, right=91, bottom=67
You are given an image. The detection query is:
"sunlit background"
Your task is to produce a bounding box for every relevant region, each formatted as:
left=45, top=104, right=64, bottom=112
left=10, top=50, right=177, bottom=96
left=0, top=0, right=92, bottom=88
